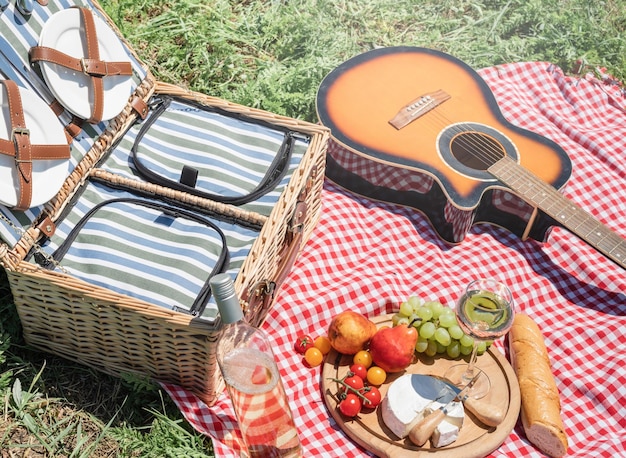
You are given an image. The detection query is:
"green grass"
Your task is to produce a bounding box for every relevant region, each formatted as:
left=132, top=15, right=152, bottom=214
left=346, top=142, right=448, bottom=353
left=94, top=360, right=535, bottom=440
left=1, top=0, right=625, bottom=455
left=101, top=0, right=625, bottom=122
left=0, top=269, right=214, bottom=456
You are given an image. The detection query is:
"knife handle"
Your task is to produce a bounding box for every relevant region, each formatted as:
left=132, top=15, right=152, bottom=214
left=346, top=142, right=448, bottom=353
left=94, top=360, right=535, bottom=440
left=463, top=396, right=505, bottom=427
left=408, top=408, right=446, bottom=446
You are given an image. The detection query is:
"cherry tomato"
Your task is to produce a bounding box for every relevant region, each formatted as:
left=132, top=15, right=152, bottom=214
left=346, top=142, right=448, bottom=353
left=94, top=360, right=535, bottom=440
left=353, top=350, right=373, bottom=368
left=361, top=386, right=382, bottom=409
left=366, top=366, right=387, bottom=386
left=304, top=347, right=324, bottom=367
left=344, top=375, right=364, bottom=391
left=314, top=336, right=332, bottom=355
left=338, top=393, right=362, bottom=417
left=349, top=363, right=368, bottom=380
left=294, top=335, right=314, bottom=355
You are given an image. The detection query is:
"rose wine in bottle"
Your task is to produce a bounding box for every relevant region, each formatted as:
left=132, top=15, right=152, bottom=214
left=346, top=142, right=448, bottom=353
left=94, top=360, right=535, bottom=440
left=212, top=273, right=302, bottom=457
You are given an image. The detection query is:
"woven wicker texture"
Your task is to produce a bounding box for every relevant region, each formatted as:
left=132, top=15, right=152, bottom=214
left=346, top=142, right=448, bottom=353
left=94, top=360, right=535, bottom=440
left=0, top=0, right=329, bottom=405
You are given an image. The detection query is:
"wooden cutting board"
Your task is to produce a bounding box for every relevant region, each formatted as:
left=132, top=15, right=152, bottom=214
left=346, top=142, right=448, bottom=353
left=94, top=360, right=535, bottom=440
left=321, top=315, right=521, bottom=457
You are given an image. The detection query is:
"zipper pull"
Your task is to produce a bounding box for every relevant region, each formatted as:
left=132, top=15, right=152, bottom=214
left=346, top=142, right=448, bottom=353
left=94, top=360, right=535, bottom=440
left=147, top=95, right=171, bottom=113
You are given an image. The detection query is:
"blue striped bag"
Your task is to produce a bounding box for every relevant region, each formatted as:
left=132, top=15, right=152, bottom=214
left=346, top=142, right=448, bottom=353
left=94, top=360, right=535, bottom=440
left=98, top=94, right=312, bottom=217
left=34, top=179, right=263, bottom=320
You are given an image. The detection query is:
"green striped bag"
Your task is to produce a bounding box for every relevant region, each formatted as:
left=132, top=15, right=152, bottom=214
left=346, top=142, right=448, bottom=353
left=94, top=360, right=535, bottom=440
left=34, top=179, right=263, bottom=320
left=99, top=95, right=311, bottom=217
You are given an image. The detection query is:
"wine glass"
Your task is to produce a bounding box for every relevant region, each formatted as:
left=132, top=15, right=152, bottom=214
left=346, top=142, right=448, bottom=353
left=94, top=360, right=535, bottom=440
left=444, top=279, right=515, bottom=399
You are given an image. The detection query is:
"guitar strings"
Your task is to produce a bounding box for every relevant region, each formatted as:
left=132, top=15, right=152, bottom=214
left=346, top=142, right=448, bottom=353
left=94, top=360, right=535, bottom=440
left=435, top=115, right=506, bottom=169
left=430, top=104, right=507, bottom=167
left=413, top=104, right=509, bottom=171
left=419, top=98, right=626, bottom=264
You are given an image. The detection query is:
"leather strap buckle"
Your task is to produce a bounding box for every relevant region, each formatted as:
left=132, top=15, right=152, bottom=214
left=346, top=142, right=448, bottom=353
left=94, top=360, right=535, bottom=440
left=79, top=57, right=89, bottom=75
left=11, top=127, right=30, bottom=142
left=80, top=57, right=109, bottom=77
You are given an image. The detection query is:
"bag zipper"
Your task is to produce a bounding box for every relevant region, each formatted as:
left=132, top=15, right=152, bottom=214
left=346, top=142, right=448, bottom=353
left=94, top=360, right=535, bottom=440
left=131, top=95, right=302, bottom=205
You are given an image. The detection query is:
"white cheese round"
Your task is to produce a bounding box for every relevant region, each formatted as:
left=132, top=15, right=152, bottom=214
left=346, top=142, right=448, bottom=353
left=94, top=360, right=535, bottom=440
left=381, top=374, right=464, bottom=447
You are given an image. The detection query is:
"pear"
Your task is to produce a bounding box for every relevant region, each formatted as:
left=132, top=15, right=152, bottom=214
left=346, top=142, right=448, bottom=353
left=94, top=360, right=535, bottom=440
left=369, top=324, right=418, bottom=373
left=328, top=311, right=377, bottom=355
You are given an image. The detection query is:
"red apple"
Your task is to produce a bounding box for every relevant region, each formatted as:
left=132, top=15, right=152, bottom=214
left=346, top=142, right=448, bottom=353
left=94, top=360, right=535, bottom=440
left=369, top=324, right=418, bottom=373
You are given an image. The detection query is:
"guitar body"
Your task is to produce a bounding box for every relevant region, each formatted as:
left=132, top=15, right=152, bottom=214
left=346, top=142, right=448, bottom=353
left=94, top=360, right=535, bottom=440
left=316, top=46, right=572, bottom=244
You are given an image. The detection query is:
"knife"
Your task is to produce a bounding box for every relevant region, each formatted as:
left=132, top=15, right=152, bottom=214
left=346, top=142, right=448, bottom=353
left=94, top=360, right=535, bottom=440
left=408, top=373, right=504, bottom=446
left=435, top=374, right=505, bottom=427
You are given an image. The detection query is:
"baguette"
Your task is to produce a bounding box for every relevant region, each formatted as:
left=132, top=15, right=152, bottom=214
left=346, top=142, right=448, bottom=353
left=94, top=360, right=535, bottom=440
left=509, top=313, right=568, bottom=457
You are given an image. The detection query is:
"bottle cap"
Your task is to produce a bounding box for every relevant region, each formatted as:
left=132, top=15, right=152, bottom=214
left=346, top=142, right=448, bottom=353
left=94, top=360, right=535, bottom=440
left=210, top=273, right=244, bottom=324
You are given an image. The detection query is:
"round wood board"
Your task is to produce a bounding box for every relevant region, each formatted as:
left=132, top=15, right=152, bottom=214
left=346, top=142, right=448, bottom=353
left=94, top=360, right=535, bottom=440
left=321, top=315, right=521, bottom=458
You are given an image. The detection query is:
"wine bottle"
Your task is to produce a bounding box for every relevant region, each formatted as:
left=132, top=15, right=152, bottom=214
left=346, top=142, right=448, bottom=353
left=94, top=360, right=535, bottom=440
left=212, top=273, right=302, bottom=457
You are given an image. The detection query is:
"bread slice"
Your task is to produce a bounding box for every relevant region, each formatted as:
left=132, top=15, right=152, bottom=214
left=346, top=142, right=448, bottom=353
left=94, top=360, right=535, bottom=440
left=509, top=314, right=568, bottom=457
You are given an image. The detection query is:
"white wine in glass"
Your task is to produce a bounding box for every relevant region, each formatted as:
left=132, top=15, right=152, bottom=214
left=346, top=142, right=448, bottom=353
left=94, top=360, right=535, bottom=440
left=445, top=279, right=515, bottom=399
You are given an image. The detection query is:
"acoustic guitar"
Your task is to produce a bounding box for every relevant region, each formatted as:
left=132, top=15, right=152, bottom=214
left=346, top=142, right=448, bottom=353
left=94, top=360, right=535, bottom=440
left=316, top=46, right=626, bottom=270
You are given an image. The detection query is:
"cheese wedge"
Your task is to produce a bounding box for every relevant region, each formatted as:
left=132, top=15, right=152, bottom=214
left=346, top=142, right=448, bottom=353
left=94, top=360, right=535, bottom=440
left=381, top=374, right=464, bottom=447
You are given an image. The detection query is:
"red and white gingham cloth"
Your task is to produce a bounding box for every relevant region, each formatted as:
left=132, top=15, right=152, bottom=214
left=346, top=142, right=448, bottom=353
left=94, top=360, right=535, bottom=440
left=163, top=61, right=626, bottom=457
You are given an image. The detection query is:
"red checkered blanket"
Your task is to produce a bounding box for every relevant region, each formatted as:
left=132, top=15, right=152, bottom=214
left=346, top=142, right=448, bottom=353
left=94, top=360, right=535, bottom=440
left=164, top=61, right=626, bottom=457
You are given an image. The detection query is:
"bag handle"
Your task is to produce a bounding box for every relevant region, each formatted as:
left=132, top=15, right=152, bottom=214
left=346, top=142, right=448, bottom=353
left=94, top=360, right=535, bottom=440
left=29, top=7, right=133, bottom=124
left=43, top=197, right=230, bottom=316
left=0, top=80, right=71, bottom=210
left=131, top=95, right=299, bottom=205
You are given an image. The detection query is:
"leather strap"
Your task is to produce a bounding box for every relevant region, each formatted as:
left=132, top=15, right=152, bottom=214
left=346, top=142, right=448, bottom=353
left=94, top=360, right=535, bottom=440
left=64, top=116, right=84, bottom=142
left=29, top=47, right=132, bottom=78
left=28, top=7, right=133, bottom=124
left=36, top=215, right=56, bottom=237
left=6, top=80, right=33, bottom=211
left=0, top=80, right=71, bottom=210
left=130, top=94, right=149, bottom=120
left=243, top=205, right=306, bottom=314
left=48, top=99, right=65, bottom=117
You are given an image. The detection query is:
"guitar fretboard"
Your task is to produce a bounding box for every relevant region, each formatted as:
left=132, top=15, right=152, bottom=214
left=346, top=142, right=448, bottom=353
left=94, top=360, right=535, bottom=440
left=489, top=156, right=626, bottom=270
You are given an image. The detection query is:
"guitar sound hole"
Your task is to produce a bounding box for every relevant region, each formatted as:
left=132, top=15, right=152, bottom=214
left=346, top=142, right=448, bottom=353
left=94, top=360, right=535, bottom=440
left=450, top=132, right=506, bottom=171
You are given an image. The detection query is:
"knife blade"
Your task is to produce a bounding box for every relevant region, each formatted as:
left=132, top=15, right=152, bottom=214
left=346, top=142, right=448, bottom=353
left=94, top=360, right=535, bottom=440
left=408, top=373, right=481, bottom=446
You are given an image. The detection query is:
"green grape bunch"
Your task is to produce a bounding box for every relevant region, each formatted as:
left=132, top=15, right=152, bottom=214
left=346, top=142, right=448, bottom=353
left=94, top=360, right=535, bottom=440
left=392, top=296, right=493, bottom=359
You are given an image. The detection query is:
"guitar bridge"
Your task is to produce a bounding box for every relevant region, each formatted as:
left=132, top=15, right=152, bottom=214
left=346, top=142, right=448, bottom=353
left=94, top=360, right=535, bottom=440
left=389, top=89, right=451, bottom=130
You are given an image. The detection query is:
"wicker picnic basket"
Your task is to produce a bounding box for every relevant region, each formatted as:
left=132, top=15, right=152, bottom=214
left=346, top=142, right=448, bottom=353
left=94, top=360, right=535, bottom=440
left=0, top=1, right=328, bottom=405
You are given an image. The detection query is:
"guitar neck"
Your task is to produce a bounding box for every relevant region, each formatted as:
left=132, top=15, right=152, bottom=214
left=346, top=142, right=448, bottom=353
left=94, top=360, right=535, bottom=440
left=489, top=156, right=626, bottom=270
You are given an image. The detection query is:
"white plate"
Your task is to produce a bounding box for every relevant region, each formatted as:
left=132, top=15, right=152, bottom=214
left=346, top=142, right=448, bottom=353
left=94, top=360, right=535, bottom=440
left=38, top=8, right=134, bottom=121
left=0, top=82, right=71, bottom=208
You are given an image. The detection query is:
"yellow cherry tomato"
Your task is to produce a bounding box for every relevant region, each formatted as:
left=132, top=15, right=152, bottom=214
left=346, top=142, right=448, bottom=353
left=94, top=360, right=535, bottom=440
left=304, top=347, right=324, bottom=367
left=366, top=366, right=387, bottom=386
left=353, top=350, right=373, bottom=369
left=314, top=336, right=332, bottom=355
